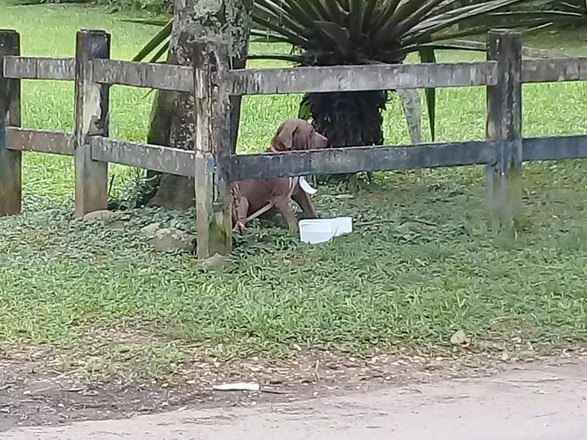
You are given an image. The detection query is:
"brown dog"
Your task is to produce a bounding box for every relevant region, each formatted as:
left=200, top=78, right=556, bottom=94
left=231, top=119, right=328, bottom=231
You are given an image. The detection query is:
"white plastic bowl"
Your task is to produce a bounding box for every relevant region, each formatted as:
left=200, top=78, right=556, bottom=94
left=331, top=216, right=353, bottom=237
left=299, top=217, right=353, bottom=244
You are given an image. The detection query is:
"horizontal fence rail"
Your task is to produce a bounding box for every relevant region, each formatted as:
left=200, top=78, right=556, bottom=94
left=5, top=133, right=587, bottom=179
left=88, top=137, right=195, bottom=176
left=6, top=128, right=75, bottom=155
left=3, top=56, right=74, bottom=81
left=229, top=62, right=499, bottom=95
left=522, top=135, right=587, bottom=161
left=223, top=141, right=496, bottom=180
left=4, top=57, right=587, bottom=91
left=522, top=58, right=587, bottom=83
left=222, top=136, right=587, bottom=180
left=92, top=59, right=193, bottom=92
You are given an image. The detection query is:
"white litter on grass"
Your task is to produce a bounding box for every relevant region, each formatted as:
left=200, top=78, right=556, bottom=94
left=299, top=217, right=353, bottom=244
left=212, top=382, right=260, bottom=392
left=299, top=176, right=318, bottom=195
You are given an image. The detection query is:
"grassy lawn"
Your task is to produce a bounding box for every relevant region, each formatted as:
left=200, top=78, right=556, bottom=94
left=0, top=0, right=586, bottom=380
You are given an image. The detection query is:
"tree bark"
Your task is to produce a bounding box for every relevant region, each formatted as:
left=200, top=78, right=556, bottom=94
left=148, top=0, right=252, bottom=210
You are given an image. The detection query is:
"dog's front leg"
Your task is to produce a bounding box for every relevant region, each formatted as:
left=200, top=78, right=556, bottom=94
left=292, top=189, right=318, bottom=219
left=275, top=200, right=299, bottom=232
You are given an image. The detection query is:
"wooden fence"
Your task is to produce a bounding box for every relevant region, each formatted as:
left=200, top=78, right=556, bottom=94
left=1, top=29, right=587, bottom=258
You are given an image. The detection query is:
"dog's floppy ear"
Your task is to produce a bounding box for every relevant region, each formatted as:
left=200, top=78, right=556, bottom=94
left=271, top=121, right=298, bottom=151
left=292, top=124, right=314, bottom=151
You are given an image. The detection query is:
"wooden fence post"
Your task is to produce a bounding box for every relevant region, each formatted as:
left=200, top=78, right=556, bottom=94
left=0, top=30, right=21, bottom=216
left=74, top=29, right=110, bottom=218
left=193, top=41, right=233, bottom=258
left=486, top=29, right=523, bottom=229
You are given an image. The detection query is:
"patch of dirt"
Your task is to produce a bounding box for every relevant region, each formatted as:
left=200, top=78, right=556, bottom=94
left=1, top=345, right=584, bottom=430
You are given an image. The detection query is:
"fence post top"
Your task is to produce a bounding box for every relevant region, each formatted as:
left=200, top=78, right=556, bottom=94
left=77, top=29, right=109, bottom=35
left=0, top=32, right=20, bottom=67
left=75, top=29, right=111, bottom=59
left=0, top=30, right=20, bottom=48
left=488, top=28, right=522, bottom=37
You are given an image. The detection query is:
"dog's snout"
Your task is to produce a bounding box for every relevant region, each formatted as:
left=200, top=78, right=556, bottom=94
left=315, top=133, right=328, bottom=149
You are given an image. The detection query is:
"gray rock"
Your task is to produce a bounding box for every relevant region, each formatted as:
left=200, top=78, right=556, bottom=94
left=140, top=222, right=161, bottom=238
left=106, top=220, right=128, bottom=230
left=149, top=227, right=195, bottom=252
left=199, top=253, right=231, bottom=272
left=83, top=210, right=114, bottom=220
left=450, top=330, right=470, bottom=345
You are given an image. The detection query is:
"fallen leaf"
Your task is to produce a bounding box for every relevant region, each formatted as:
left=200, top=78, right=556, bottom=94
left=212, top=382, right=260, bottom=392
left=450, top=330, right=470, bottom=345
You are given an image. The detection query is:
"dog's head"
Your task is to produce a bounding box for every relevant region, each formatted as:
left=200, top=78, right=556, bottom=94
left=270, top=119, right=328, bottom=152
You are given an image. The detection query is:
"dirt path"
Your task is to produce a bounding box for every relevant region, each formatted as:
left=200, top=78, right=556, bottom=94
left=2, top=354, right=585, bottom=440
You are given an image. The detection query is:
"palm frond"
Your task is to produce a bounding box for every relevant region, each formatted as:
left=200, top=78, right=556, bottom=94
left=121, top=18, right=170, bottom=26
left=247, top=53, right=303, bottom=63
left=132, top=19, right=172, bottom=62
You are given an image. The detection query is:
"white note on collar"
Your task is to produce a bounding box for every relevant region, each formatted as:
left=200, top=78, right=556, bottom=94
left=299, top=176, right=318, bottom=195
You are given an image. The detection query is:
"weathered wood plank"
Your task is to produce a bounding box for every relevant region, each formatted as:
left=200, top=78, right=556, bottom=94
left=87, top=135, right=587, bottom=180
left=485, top=30, right=523, bottom=230
left=0, top=31, right=22, bottom=217
left=85, top=134, right=585, bottom=183
left=229, top=61, right=498, bottom=96
left=91, top=59, right=193, bottom=92
left=89, top=136, right=195, bottom=176
left=3, top=56, right=74, bottom=81
left=523, top=135, right=587, bottom=161
left=6, top=128, right=74, bottom=155
left=88, top=135, right=587, bottom=181
left=194, top=42, right=233, bottom=258
left=74, top=30, right=110, bottom=218
left=222, top=141, right=496, bottom=180
left=522, top=58, right=587, bottom=83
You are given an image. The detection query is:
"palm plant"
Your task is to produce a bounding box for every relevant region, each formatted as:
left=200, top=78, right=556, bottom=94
left=252, top=0, right=585, bottom=147
left=132, top=0, right=585, bottom=149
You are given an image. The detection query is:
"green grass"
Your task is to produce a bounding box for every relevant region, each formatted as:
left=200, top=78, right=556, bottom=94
left=1, top=0, right=586, bottom=379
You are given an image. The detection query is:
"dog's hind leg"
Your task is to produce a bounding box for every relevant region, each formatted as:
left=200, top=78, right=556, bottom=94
left=231, top=184, right=250, bottom=231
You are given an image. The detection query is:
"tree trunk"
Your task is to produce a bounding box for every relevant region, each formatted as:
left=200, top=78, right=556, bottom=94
left=147, top=0, right=252, bottom=210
